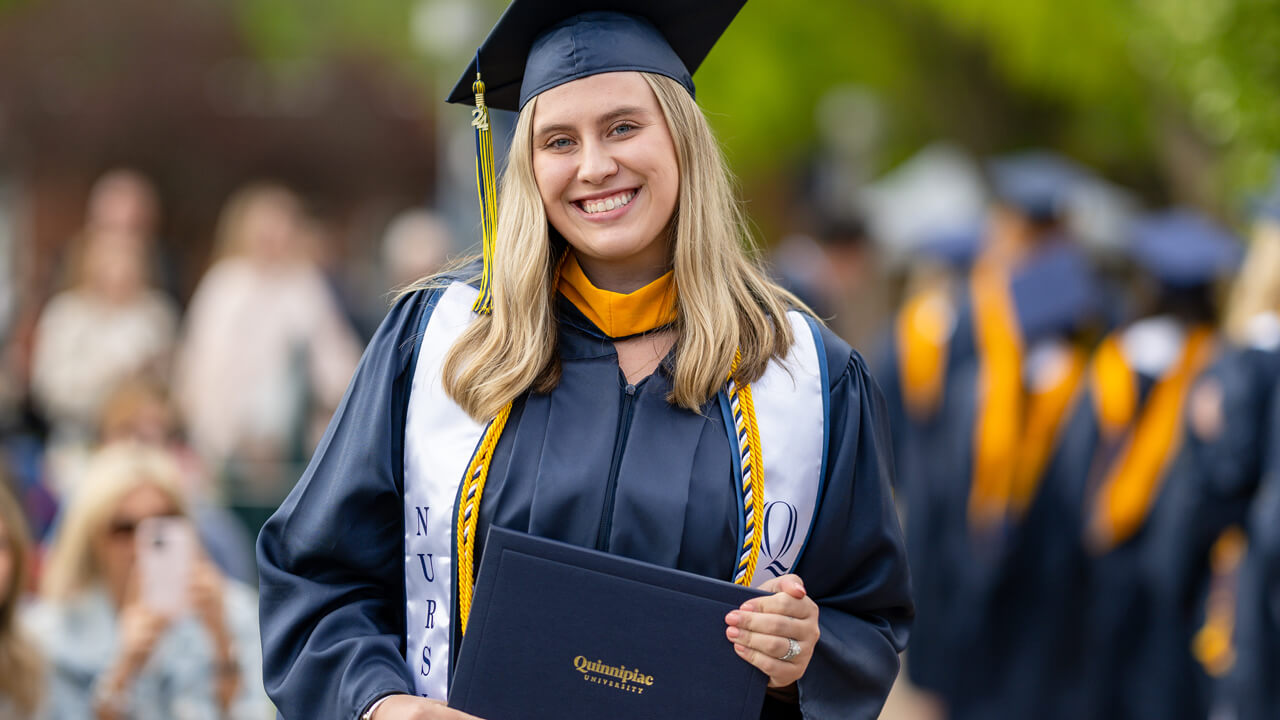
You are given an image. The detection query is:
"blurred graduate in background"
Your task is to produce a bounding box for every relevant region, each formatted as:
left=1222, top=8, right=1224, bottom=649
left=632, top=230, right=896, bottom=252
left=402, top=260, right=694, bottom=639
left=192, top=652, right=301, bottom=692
left=1047, top=210, right=1240, bottom=720
left=879, top=152, right=1103, bottom=714
left=1181, top=181, right=1280, bottom=720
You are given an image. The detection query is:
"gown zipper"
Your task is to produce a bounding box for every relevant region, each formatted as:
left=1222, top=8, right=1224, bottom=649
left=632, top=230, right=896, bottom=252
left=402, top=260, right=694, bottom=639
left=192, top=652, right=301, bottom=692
left=595, top=380, right=638, bottom=551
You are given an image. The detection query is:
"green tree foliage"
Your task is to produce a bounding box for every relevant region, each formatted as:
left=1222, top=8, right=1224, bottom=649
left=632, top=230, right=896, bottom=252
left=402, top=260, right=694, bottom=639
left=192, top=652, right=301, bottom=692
left=219, top=0, right=1279, bottom=210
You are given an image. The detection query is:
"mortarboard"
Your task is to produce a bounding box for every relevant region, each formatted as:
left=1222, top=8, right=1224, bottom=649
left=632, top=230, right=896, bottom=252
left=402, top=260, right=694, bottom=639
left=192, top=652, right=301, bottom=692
left=915, top=222, right=984, bottom=269
left=1129, top=209, right=1242, bottom=288
left=1009, top=242, right=1099, bottom=341
left=988, top=151, right=1090, bottom=224
left=446, top=0, right=748, bottom=313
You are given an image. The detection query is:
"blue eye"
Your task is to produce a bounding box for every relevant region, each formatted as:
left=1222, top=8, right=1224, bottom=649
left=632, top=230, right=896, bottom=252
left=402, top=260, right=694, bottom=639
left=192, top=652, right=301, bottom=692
left=612, top=124, right=636, bottom=136
left=547, top=137, right=574, bottom=149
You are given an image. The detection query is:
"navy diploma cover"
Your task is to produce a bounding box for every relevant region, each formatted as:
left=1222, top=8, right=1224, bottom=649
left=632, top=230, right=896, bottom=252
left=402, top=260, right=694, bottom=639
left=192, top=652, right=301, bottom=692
left=449, top=528, right=769, bottom=719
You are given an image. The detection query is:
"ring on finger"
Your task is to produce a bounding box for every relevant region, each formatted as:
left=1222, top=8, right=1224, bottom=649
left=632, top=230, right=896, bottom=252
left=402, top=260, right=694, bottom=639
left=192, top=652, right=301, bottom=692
left=778, top=637, right=801, bottom=662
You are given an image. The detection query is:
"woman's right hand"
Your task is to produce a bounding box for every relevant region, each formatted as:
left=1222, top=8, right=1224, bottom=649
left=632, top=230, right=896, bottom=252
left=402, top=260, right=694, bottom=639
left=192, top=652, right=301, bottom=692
left=369, top=695, right=485, bottom=720
left=114, top=603, right=170, bottom=679
left=96, top=604, right=171, bottom=719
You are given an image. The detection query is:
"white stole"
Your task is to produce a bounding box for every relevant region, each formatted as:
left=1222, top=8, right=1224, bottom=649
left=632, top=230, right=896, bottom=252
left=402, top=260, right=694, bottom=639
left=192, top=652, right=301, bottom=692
left=746, top=312, right=827, bottom=587
left=403, top=282, right=485, bottom=699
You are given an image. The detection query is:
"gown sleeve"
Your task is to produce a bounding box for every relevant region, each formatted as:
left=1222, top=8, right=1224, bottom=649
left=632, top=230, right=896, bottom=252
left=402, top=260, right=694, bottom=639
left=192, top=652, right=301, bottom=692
left=790, top=340, right=914, bottom=720
left=256, top=289, right=434, bottom=720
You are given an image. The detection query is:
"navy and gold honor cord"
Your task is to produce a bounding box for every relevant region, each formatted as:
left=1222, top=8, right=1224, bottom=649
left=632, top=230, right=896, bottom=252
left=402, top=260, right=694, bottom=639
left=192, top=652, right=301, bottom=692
left=728, top=350, right=766, bottom=585
left=455, top=356, right=767, bottom=633
left=470, top=65, right=498, bottom=315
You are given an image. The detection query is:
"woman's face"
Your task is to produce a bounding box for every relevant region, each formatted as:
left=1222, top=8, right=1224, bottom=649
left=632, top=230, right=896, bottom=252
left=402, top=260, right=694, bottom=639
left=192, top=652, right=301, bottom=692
left=532, top=72, right=680, bottom=291
left=93, top=484, right=180, bottom=605
left=84, top=228, right=147, bottom=302
left=242, top=195, right=301, bottom=266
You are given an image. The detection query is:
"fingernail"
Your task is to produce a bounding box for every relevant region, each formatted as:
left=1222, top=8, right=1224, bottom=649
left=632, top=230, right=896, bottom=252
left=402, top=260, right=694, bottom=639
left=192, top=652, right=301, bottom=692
left=726, top=626, right=740, bottom=639
left=740, top=602, right=755, bottom=612
left=734, top=643, right=748, bottom=655
left=726, top=611, right=741, bottom=625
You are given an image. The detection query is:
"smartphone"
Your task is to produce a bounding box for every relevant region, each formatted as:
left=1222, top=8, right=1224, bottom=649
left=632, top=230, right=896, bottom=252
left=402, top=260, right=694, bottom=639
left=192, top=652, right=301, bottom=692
left=135, top=516, right=195, bottom=617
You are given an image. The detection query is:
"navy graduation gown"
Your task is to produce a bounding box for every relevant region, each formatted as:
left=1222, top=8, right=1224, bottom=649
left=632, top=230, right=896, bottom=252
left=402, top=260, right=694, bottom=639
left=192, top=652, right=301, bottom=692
left=257, top=287, right=913, bottom=720
left=871, top=289, right=974, bottom=697
left=1185, top=345, right=1280, bottom=720
left=931, top=353, right=1091, bottom=720
left=1235, top=376, right=1280, bottom=720
left=1056, top=368, right=1213, bottom=720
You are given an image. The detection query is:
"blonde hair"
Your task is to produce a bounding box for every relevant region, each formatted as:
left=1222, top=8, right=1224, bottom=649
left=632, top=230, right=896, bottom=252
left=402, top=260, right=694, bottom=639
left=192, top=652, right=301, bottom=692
left=1223, top=220, right=1280, bottom=343
left=40, top=443, right=187, bottom=602
left=0, top=482, right=42, bottom=715
left=437, top=73, right=800, bottom=421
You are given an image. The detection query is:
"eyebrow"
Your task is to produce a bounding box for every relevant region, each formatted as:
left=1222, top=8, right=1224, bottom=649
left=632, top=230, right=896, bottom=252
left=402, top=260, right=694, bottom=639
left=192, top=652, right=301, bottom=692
left=534, top=105, right=652, bottom=138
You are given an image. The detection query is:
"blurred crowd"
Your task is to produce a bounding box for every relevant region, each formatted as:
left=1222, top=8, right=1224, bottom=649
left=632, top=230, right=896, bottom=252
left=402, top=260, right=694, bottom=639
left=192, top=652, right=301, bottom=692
left=0, top=148, right=1277, bottom=719
left=775, top=151, right=1279, bottom=720
left=0, top=169, right=451, bottom=718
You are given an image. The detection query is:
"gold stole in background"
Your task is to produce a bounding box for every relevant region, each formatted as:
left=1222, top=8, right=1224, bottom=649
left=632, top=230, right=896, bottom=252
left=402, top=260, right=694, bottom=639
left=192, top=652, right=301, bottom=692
left=896, top=286, right=953, bottom=420
left=1086, top=327, right=1216, bottom=552
left=968, top=261, right=1088, bottom=534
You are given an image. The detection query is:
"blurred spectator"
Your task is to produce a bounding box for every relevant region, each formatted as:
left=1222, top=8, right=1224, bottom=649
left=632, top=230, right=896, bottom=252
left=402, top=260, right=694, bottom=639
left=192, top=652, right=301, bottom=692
left=770, top=218, right=888, bottom=351
left=344, top=208, right=455, bottom=338
left=25, top=443, right=267, bottom=720
left=86, top=170, right=158, bottom=237
left=380, top=208, right=451, bottom=292
left=815, top=217, right=889, bottom=351
left=0, top=481, right=42, bottom=718
left=79, top=169, right=179, bottom=300
left=99, top=379, right=257, bottom=585
left=30, top=222, right=179, bottom=449
left=174, top=183, right=361, bottom=481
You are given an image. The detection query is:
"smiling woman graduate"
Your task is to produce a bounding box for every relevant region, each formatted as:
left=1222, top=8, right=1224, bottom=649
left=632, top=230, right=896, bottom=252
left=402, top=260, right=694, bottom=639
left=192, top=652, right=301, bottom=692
left=255, top=3, right=913, bottom=720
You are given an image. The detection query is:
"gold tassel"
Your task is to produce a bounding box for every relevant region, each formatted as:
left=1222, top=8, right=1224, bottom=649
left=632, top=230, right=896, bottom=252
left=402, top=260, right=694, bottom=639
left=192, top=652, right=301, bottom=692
left=471, top=72, right=498, bottom=314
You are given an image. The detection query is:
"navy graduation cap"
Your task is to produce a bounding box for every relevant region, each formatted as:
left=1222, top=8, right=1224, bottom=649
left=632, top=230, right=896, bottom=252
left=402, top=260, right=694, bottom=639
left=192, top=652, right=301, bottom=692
left=1129, top=209, right=1242, bottom=288
left=988, top=151, right=1090, bottom=223
left=1009, top=242, right=1099, bottom=341
left=446, top=0, right=748, bottom=313
left=915, top=222, right=984, bottom=269
left=447, top=1, right=747, bottom=112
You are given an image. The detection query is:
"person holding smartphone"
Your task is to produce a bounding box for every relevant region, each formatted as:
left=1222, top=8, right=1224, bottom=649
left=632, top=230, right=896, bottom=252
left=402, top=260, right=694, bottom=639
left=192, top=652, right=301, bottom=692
left=25, top=443, right=268, bottom=720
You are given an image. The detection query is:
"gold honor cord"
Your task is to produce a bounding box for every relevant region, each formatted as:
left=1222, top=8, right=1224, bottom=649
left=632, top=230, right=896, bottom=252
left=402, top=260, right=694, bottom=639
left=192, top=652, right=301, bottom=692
left=455, top=354, right=767, bottom=633
left=471, top=72, right=498, bottom=314
left=456, top=401, right=512, bottom=633
left=1193, top=525, right=1246, bottom=676
left=729, top=350, right=766, bottom=586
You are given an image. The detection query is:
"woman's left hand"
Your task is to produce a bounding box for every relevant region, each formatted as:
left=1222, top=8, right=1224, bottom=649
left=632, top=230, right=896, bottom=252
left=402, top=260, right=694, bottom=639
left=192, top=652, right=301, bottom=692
left=724, top=574, right=820, bottom=689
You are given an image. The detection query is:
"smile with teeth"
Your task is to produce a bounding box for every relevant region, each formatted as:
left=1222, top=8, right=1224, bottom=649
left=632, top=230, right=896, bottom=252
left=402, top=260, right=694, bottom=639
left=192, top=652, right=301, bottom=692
left=577, top=190, right=637, bottom=215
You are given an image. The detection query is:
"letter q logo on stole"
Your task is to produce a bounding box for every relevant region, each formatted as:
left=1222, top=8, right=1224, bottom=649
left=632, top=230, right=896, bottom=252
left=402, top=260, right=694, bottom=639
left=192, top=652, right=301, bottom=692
left=762, top=501, right=799, bottom=577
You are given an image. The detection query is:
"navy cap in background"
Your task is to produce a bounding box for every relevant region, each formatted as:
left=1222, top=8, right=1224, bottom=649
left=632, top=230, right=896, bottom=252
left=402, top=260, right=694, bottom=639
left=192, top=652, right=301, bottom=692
left=915, top=222, right=984, bottom=269
left=446, top=0, right=747, bottom=112
left=1010, top=242, right=1100, bottom=341
left=988, top=151, right=1090, bottom=224
left=1129, top=209, right=1243, bottom=288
